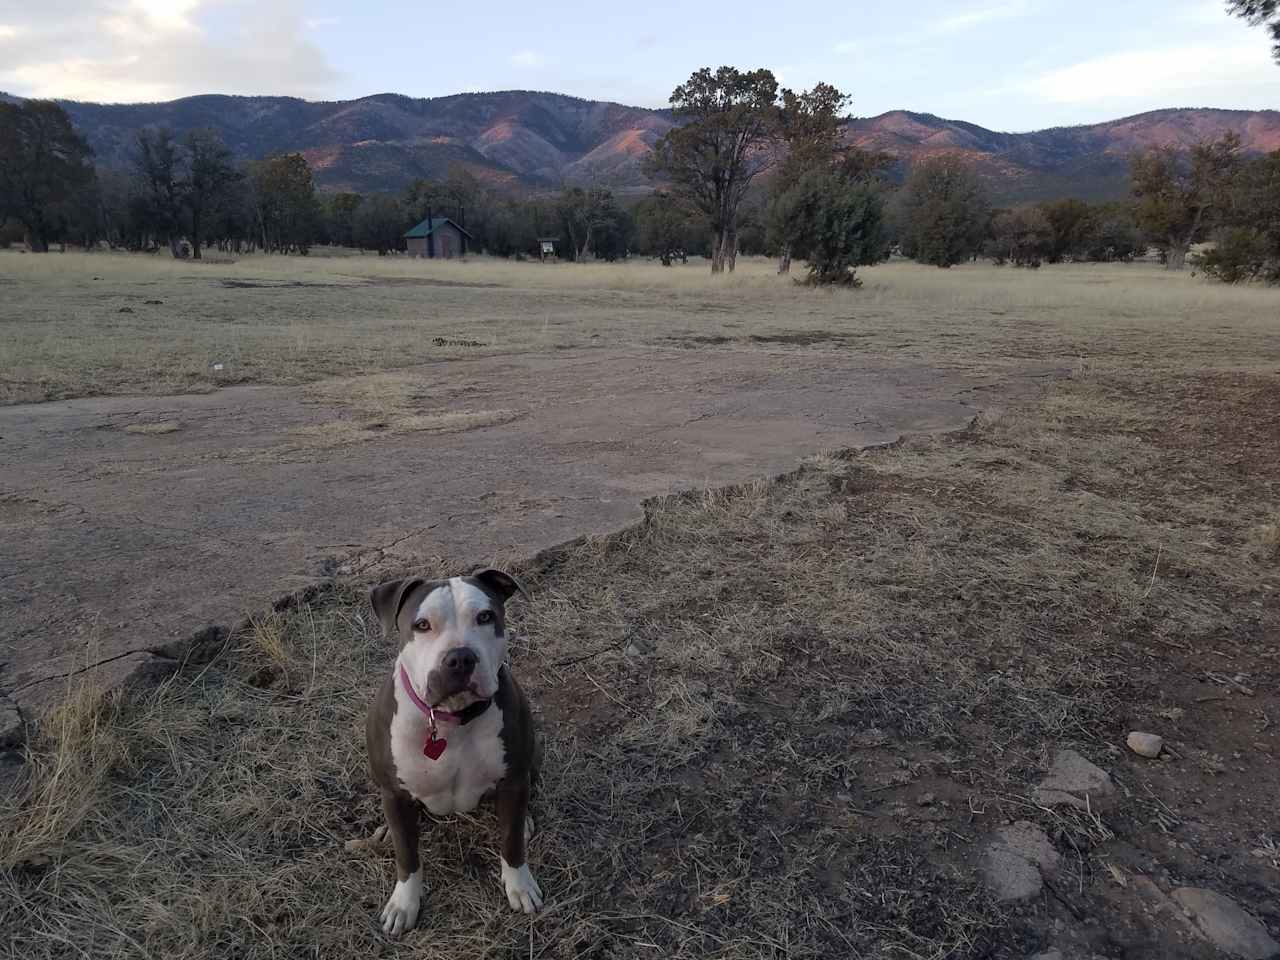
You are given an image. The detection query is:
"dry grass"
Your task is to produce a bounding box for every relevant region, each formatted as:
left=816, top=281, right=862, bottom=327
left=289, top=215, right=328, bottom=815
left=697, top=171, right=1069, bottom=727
left=0, top=674, right=123, bottom=872
left=4, top=360, right=1278, bottom=958
left=122, top=420, right=182, bottom=435
left=3, top=252, right=1278, bottom=956
left=4, top=250, right=1279, bottom=404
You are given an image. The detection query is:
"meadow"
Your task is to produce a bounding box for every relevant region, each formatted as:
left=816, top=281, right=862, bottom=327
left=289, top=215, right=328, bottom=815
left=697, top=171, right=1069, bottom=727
left=2, top=250, right=1278, bottom=959
left=3, top=249, right=1278, bottom=405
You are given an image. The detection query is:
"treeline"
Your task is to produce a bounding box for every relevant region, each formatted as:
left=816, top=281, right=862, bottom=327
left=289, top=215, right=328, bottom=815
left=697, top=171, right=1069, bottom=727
left=0, top=98, right=698, bottom=262
left=3, top=94, right=1278, bottom=283
left=888, top=131, right=1280, bottom=280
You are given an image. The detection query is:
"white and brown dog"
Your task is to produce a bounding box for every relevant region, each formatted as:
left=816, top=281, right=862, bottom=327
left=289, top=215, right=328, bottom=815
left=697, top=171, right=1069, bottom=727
left=365, top=568, right=542, bottom=936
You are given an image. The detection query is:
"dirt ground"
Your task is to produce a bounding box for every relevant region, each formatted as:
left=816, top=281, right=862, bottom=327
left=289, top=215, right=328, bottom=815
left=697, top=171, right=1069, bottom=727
left=2, top=253, right=1279, bottom=959
left=0, top=346, right=1013, bottom=718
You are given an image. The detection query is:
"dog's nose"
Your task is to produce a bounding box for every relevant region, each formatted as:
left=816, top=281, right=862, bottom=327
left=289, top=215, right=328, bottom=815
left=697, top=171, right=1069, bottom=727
left=442, top=647, right=478, bottom=675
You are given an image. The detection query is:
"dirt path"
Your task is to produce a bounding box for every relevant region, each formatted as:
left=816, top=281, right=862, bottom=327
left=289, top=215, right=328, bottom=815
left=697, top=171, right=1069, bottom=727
left=1, top=345, right=1049, bottom=718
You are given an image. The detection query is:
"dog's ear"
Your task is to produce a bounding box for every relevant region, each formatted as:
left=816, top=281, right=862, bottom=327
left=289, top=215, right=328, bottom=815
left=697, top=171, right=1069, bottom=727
left=471, top=568, right=529, bottom=604
left=369, top=577, right=425, bottom=637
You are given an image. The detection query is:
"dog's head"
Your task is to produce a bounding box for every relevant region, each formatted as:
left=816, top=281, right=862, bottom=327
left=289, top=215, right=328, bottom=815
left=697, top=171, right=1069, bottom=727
left=370, top=568, right=527, bottom=709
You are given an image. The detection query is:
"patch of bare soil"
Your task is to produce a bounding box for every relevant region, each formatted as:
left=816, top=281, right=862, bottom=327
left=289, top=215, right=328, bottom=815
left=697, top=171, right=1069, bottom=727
left=2, top=371, right=1276, bottom=959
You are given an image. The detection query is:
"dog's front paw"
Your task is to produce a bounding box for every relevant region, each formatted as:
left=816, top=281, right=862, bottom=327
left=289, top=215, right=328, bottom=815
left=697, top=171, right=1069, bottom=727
left=380, top=871, right=423, bottom=936
left=500, top=858, right=543, bottom=914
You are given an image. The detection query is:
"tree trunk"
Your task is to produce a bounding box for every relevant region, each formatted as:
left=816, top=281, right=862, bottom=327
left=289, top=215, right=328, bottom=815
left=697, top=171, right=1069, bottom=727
left=25, top=224, right=50, bottom=253
left=168, top=235, right=182, bottom=259
left=710, top=227, right=728, bottom=274
left=778, top=244, right=791, bottom=275
left=726, top=229, right=738, bottom=273
left=191, top=210, right=203, bottom=260
left=1166, top=240, right=1188, bottom=271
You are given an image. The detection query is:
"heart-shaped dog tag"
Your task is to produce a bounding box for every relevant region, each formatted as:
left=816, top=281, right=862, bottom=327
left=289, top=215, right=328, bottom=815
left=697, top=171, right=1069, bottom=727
left=423, top=733, right=447, bottom=760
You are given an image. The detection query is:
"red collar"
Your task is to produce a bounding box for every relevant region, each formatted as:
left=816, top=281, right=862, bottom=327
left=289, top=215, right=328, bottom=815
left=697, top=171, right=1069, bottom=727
left=398, top=665, right=492, bottom=727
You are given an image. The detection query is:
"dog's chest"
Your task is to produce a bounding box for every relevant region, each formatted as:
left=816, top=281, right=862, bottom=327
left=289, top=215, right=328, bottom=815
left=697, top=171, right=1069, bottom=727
left=389, top=703, right=508, bottom=815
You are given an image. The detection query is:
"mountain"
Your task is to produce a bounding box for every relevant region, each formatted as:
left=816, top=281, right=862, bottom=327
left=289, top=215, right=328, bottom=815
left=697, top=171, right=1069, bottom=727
left=14, top=89, right=1280, bottom=202
left=846, top=108, right=1280, bottom=202
left=48, top=91, right=674, bottom=195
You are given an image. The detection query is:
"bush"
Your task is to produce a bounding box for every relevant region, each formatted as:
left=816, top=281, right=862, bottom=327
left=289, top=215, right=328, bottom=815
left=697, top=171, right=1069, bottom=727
left=1195, top=227, right=1279, bottom=283
left=770, top=168, right=886, bottom=285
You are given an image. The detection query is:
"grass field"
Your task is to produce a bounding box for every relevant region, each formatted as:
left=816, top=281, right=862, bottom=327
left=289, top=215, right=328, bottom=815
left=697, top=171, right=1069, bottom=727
left=3, top=249, right=1279, bottom=404
left=2, top=251, right=1279, bottom=958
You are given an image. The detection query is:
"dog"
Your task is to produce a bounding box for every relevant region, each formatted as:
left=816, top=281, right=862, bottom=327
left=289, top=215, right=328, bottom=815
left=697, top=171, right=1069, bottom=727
left=365, top=568, right=542, bottom=936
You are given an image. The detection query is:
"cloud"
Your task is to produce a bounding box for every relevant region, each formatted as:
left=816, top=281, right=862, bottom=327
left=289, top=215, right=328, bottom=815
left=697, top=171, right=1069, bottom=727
left=304, top=16, right=341, bottom=30
left=1028, top=43, right=1279, bottom=105
left=834, top=2, right=1032, bottom=56
left=0, top=25, right=21, bottom=39
left=933, top=0, right=1031, bottom=33
left=509, top=49, right=546, bottom=68
left=0, top=0, right=340, bottom=102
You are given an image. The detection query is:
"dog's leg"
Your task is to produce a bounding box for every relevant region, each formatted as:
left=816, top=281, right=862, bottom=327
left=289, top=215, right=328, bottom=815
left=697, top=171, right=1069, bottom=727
left=496, top=775, right=543, bottom=914
left=379, top=788, right=423, bottom=936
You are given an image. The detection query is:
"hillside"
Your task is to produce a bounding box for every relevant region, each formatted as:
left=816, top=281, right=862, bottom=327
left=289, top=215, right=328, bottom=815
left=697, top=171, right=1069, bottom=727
left=13, top=89, right=1280, bottom=201
left=847, top=108, right=1280, bottom=201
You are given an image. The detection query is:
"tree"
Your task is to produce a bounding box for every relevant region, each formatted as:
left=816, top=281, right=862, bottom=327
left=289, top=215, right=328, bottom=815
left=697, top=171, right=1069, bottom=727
left=323, top=192, right=364, bottom=247
left=645, top=66, right=779, bottom=273
left=134, top=127, right=187, bottom=257
left=352, top=194, right=405, bottom=254
left=0, top=100, right=94, bottom=252
left=985, top=206, right=1053, bottom=266
left=1228, top=0, right=1280, bottom=61
left=635, top=192, right=699, bottom=264
left=250, top=153, right=319, bottom=254
left=1130, top=133, right=1242, bottom=271
left=769, top=167, right=885, bottom=285
left=555, top=185, right=626, bottom=260
left=899, top=155, right=990, bottom=267
left=1196, top=149, right=1280, bottom=282
left=1077, top=203, right=1144, bottom=262
left=184, top=129, right=239, bottom=259
left=1038, top=198, right=1092, bottom=262
left=771, top=82, right=849, bottom=274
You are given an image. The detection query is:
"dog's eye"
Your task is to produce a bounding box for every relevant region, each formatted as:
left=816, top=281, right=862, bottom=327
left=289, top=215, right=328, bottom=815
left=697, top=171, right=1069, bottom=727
left=476, top=610, right=494, bottom=626
left=412, top=618, right=430, bottom=632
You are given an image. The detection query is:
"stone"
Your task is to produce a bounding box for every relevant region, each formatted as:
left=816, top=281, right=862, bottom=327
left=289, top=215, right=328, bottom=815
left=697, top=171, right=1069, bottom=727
left=0, top=696, right=22, bottom=749
left=1127, top=731, right=1164, bottom=757
left=1033, top=749, right=1115, bottom=810
left=1029, top=951, right=1064, bottom=960
left=980, top=821, right=1060, bottom=902
left=1171, top=888, right=1280, bottom=959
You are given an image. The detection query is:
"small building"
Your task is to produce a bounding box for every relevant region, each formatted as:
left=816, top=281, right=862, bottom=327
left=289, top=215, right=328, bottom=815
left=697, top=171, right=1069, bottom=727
left=537, top=237, right=560, bottom=262
left=405, top=216, right=472, bottom=259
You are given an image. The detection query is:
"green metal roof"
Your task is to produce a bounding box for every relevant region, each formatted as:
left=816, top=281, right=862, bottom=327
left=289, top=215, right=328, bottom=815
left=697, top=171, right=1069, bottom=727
left=404, top=216, right=473, bottom=239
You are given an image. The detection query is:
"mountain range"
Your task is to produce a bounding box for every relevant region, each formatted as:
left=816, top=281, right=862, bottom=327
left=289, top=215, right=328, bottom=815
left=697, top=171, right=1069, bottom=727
left=11, top=89, right=1280, bottom=203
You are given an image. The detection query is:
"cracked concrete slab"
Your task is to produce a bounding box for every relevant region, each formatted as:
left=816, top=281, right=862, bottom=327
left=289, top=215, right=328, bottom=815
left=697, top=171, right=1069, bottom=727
left=1, top=345, right=1053, bottom=718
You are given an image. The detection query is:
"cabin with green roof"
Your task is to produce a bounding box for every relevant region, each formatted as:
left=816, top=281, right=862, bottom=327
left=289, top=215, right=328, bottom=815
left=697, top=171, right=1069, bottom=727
left=405, top=216, right=472, bottom=259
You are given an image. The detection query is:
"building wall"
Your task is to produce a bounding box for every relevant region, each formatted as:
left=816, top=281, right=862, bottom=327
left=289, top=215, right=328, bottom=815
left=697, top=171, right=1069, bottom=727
left=406, top=225, right=467, bottom=259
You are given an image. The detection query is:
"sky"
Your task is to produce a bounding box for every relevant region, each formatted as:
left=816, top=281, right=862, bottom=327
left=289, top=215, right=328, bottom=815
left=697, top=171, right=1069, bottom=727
left=0, top=0, right=1276, bottom=131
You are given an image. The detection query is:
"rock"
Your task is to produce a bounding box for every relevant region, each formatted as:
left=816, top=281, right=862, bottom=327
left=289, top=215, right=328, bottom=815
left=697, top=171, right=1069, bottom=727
left=0, top=696, right=23, bottom=749
left=980, top=821, right=1060, bottom=902
left=1127, top=731, right=1164, bottom=757
left=1171, top=888, right=1280, bottom=959
left=1033, top=749, right=1115, bottom=810
left=1029, top=950, right=1064, bottom=960
left=118, top=306, right=134, bottom=313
